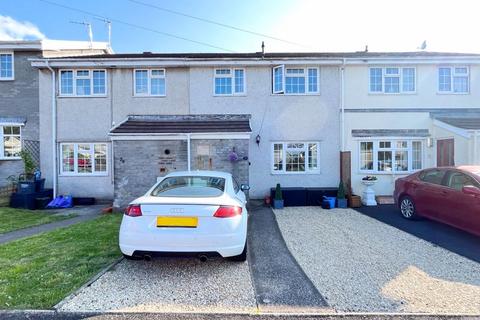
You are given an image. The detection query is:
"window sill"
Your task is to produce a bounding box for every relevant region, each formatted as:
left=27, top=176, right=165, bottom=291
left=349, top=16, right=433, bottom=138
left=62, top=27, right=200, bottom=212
left=59, top=173, right=109, bottom=177
left=357, top=170, right=419, bottom=175
left=213, top=94, right=247, bottom=97
left=368, top=92, right=417, bottom=95
left=436, top=91, right=470, bottom=95
left=0, top=157, right=21, bottom=161
left=133, top=94, right=166, bottom=98
left=271, top=93, right=321, bottom=96
left=0, top=78, right=14, bottom=81
left=271, top=170, right=321, bottom=175
left=58, top=95, right=108, bottom=98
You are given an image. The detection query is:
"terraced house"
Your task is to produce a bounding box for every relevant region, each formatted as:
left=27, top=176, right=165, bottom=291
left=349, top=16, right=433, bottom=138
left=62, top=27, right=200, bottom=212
left=0, top=40, right=112, bottom=186
left=28, top=51, right=480, bottom=207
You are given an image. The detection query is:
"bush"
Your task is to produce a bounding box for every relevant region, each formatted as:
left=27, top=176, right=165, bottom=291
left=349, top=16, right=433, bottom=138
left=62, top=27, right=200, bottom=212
left=19, top=150, right=36, bottom=175
left=274, top=183, right=282, bottom=200
left=337, top=181, right=346, bottom=199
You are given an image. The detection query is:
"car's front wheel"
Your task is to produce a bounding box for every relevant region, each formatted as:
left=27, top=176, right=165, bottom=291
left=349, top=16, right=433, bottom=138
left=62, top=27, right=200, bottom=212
left=400, top=196, right=418, bottom=220
left=228, top=242, right=247, bottom=262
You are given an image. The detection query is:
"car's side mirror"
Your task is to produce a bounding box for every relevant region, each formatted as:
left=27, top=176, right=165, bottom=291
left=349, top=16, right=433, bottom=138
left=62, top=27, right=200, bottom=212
left=462, top=185, right=480, bottom=196
left=240, top=184, right=250, bottom=191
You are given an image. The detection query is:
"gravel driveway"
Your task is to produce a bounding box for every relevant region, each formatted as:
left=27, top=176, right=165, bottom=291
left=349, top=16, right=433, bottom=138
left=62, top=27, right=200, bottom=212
left=274, top=207, right=480, bottom=313
left=58, top=258, right=256, bottom=313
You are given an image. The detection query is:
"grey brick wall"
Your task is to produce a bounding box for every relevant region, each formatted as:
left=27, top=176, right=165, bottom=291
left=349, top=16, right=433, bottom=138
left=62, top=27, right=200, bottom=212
left=0, top=51, right=41, bottom=186
left=113, top=140, right=188, bottom=208
left=113, top=138, right=250, bottom=208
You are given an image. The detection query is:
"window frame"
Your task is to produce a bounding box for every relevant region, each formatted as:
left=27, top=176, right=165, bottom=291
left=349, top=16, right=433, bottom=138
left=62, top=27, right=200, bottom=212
left=213, top=68, right=246, bottom=96
left=272, top=65, right=320, bottom=95
left=368, top=66, right=416, bottom=94
left=59, top=69, right=108, bottom=97
left=133, top=69, right=167, bottom=97
left=0, top=51, right=14, bottom=81
left=59, top=142, right=108, bottom=176
left=271, top=141, right=320, bottom=174
left=358, top=139, right=424, bottom=174
left=0, top=124, right=22, bottom=160
left=437, top=66, right=470, bottom=94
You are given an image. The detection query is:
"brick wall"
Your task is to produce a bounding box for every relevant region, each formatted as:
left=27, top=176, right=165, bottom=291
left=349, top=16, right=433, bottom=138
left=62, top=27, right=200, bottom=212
left=113, top=138, right=250, bottom=208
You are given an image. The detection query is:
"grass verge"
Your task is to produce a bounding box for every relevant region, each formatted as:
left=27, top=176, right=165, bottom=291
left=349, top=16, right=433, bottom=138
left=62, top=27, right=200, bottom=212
left=0, top=213, right=122, bottom=309
left=0, top=207, right=74, bottom=234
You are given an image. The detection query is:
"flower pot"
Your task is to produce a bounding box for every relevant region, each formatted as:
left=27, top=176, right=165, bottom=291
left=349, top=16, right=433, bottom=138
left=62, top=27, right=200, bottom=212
left=362, top=180, right=377, bottom=206
left=348, top=195, right=362, bottom=208
left=337, top=198, right=348, bottom=208
left=272, top=199, right=284, bottom=209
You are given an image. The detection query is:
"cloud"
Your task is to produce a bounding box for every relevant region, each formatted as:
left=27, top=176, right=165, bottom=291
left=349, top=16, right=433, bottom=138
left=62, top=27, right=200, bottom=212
left=0, top=15, right=46, bottom=40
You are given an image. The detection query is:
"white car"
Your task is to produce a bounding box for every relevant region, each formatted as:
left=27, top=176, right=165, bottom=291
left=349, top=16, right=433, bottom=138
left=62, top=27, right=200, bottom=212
left=119, top=171, right=249, bottom=262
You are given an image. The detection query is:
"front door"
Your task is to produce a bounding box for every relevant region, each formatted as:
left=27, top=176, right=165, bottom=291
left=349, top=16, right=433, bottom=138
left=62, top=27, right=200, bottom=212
left=437, top=138, right=455, bottom=167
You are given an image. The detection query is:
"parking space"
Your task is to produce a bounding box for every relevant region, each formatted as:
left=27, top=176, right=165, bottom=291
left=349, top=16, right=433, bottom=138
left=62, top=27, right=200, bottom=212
left=58, top=257, right=256, bottom=313
left=274, top=207, right=480, bottom=313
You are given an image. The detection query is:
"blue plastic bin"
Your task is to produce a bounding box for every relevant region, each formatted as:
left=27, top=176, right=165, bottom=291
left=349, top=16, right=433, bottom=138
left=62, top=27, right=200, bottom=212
left=322, top=196, right=336, bottom=209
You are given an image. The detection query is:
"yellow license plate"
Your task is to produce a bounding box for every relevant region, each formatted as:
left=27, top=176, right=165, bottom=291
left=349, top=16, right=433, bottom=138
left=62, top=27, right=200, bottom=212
left=156, top=216, right=198, bottom=228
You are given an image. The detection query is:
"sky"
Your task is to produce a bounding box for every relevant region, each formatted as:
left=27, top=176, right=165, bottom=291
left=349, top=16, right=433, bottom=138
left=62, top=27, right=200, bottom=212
left=1, top=0, right=480, bottom=54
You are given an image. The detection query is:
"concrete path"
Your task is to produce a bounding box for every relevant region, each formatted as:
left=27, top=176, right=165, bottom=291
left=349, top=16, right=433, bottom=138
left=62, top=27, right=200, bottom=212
left=0, top=205, right=103, bottom=244
left=247, top=204, right=330, bottom=313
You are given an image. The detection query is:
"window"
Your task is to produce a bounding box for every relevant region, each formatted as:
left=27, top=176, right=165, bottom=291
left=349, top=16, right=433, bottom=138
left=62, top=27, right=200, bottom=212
left=214, top=68, right=245, bottom=95
left=151, top=176, right=225, bottom=197
left=272, top=65, right=319, bottom=95
left=359, top=140, right=423, bottom=173
left=272, top=142, right=320, bottom=173
left=0, top=53, right=13, bottom=80
left=445, top=171, right=480, bottom=190
left=60, top=143, right=108, bottom=175
left=134, top=69, right=166, bottom=96
left=419, top=169, right=446, bottom=185
left=60, top=69, right=107, bottom=96
left=369, top=67, right=416, bottom=93
left=438, top=66, right=469, bottom=93
left=0, top=125, right=21, bottom=159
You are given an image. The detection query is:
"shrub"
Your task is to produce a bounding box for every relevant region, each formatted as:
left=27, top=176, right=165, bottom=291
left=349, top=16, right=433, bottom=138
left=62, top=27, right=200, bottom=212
left=337, top=181, right=346, bottom=199
left=274, top=183, right=282, bottom=200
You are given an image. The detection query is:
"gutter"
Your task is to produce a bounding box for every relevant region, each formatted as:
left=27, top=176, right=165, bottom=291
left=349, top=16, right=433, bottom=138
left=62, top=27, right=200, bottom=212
left=340, top=58, right=346, bottom=151
left=45, top=61, right=57, bottom=198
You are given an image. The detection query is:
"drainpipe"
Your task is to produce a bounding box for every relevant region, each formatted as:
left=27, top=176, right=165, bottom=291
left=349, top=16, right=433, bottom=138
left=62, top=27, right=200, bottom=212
left=187, top=133, right=191, bottom=171
left=340, top=58, right=346, bottom=151
left=46, top=61, right=57, bottom=198
left=474, top=130, right=479, bottom=164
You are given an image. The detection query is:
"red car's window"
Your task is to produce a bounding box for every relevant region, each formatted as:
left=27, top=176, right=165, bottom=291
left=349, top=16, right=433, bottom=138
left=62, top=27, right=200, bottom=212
left=446, top=172, right=480, bottom=190
left=419, top=169, right=446, bottom=185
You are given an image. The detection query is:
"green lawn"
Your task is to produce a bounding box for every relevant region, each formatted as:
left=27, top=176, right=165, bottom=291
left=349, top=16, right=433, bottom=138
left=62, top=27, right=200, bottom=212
left=0, top=213, right=122, bottom=309
left=0, top=207, right=74, bottom=234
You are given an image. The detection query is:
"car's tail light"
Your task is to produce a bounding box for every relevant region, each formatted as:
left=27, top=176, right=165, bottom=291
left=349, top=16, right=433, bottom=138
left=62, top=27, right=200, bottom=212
left=213, top=206, right=242, bottom=218
left=125, top=204, right=142, bottom=217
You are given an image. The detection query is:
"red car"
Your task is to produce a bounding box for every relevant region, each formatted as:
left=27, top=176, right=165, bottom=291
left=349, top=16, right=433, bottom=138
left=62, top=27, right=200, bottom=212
left=394, top=166, right=480, bottom=236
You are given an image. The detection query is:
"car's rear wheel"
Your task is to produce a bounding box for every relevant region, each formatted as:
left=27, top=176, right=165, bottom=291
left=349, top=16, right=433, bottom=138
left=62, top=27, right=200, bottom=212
left=400, top=196, right=417, bottom=220
left=228, top=242, right=247, bottom=262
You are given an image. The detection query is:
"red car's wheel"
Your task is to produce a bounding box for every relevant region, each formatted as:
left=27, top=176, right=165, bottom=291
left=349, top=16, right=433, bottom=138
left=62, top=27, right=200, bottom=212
left=400, top=196, right=418, bottom=220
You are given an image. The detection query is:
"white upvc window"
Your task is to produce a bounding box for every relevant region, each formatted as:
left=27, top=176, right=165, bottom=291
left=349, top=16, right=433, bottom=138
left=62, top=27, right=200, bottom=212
left=0, top=125, right=21, bottom=159
left=438, top=66, right=469, bottom=93
left=213, top=68, right=245, bottom=95
left=0, top=52, right=14, bottom=80
left=369, top=67, right=416, bottom=94
left=60, top=143, right=108, bottom=176
left=134, top=69, right=166, bottom=96
left=59, top=69, right=107, bottom=96
left=272, top=141, right=320, bottom=174
left=272, top=65, right=319, bottom=95
left=359, top=139, right=423, bottom=173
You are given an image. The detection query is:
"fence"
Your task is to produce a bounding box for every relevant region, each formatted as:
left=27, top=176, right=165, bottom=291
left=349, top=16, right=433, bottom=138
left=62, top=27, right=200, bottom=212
left=0, top=184, right=14, bottom=206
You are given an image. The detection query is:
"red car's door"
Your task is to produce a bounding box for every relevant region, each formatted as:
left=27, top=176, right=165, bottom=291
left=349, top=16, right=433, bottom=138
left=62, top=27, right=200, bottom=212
left=414, top=169, right=448, bottom=218
left=441, top=170, right=480, bottom=235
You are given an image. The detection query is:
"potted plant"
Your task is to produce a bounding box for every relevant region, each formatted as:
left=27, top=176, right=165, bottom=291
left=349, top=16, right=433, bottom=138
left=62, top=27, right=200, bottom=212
left=361, top=175, right=378, bottom=206
left=272, top=183, right=284, bottom=209
left=337, top=181, right=348, bottom=208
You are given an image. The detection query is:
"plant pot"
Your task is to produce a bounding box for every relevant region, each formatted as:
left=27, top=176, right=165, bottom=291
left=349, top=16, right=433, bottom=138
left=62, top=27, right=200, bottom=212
left=272, top=199, right=284, bottom=209
left=348, top=195, right=362, bottom=208
left=337, top=198, right=348, bottom=208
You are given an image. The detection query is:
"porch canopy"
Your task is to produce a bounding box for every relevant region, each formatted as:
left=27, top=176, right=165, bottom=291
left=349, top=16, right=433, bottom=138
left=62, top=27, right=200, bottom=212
left=110, top=114, right=251, bottom=135
left=431, top=111, right=480, bottom=131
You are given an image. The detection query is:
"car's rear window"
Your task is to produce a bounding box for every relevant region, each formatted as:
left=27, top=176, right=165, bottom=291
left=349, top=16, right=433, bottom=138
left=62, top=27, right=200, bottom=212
left=151, top=176, right=225, bottom=197
left=419, top=169, right=446, bottom=185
